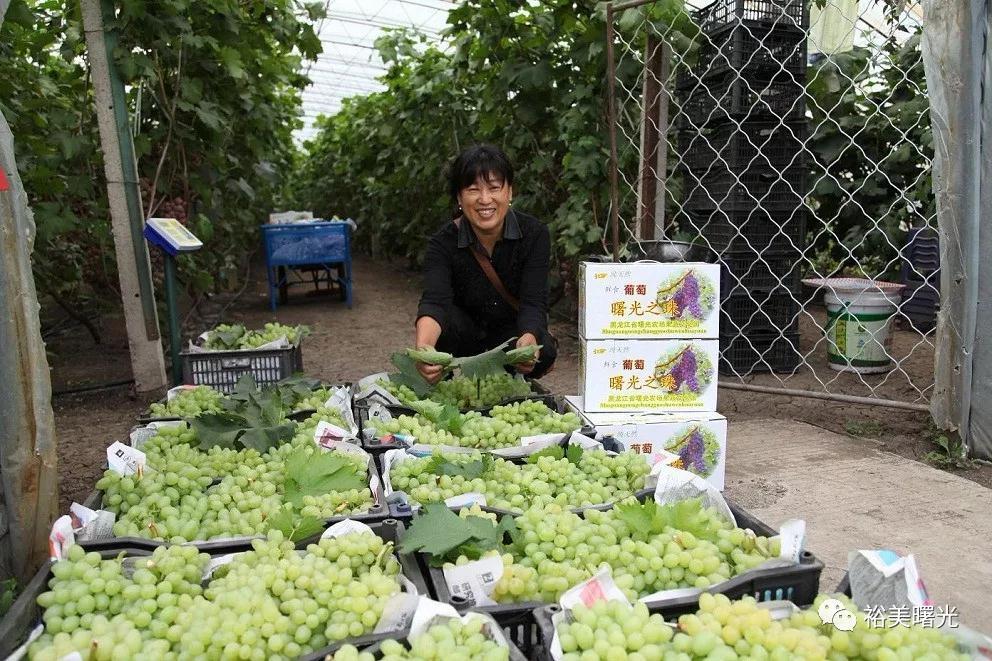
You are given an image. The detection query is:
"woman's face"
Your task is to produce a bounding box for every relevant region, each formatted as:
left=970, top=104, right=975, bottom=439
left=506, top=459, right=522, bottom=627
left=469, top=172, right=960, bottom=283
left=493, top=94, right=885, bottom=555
left=458, top=174, right=513, bottom=235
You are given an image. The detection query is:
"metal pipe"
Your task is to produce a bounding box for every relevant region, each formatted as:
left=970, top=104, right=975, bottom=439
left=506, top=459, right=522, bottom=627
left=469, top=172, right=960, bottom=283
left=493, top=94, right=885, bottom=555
left=163, top=254, right=182, bottom=386
left=610, top=0, right=662, bottom=11
left=605, top=4, right=621, bottom=262
left=719, top=380, right=932, bottom=412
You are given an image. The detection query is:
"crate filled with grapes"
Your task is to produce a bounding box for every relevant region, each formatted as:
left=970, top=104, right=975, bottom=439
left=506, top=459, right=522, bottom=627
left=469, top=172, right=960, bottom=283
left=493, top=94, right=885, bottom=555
left=402, top=493, right=821, bottom=655
left=380, top=441, right=651, bottom=519
left=534, top=591, right=974, bottom=660
left=139, top=377, right=351, bottom=425
left=311, top=598, right=528, bottom=661
left=180, top=322, right=308, bottom=393
left=79, top=417, right=386, bottom=551
left=361, top=398, right=587, bottom=454
left=0, top=520, right=431, bottom=660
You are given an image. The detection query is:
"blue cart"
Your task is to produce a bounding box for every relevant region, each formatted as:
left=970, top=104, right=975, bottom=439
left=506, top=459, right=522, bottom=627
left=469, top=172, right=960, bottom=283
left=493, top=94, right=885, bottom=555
left=260, top=221, right=353, bottom=311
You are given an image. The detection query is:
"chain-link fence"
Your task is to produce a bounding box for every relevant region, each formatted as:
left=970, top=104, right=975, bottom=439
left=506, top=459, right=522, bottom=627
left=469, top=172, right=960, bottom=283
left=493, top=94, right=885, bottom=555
left=606, top=0, right=937, bottom=409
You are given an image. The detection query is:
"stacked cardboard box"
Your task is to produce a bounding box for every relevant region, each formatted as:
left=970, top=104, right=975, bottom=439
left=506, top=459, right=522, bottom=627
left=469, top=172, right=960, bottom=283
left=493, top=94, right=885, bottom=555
left=570, top=262, right=727, bottom=490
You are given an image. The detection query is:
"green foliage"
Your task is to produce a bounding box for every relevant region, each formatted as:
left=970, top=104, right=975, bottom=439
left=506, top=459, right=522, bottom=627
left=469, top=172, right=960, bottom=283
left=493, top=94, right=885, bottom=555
left=294, top=1, right=697, bottom=265
left=804, top=32, right=932, bottom=280
left=0, top=0, right=322, bottom=316
left=400, top=503, right=514, bottom=564
left=283, top=448, right=366, bottom=507
left=922, top=422, right=975, bottom=470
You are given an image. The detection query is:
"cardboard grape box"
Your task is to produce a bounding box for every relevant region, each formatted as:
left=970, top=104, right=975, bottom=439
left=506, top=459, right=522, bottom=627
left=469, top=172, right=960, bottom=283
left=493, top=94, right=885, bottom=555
left=565, top=396, right=727, bottom=491
left=578, top=262, right=720, bottom=339
left=579, top=339, right=719, bottom=412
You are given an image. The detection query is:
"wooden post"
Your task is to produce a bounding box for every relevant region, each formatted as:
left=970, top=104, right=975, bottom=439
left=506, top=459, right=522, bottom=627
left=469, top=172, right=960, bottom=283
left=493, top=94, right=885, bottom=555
left=636, top=34, right=671, bottom=240
left=0, top=101, right=60, bottom=579
left=81, top=0, right=168, bottom=391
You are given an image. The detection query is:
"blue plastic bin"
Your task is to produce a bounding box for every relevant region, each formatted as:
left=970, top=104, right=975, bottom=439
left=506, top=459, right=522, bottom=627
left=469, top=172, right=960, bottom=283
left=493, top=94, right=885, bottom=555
left=260, top=221, right=353, bottom=310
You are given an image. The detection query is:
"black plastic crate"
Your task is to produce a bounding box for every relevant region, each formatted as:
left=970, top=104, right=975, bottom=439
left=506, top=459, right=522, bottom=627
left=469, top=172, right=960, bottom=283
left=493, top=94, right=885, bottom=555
left=180, top=342, right=303, bottom=394
left=685, top=207, right=807, bottom=253
left=423, top=498, right=822, bottom=657
left=688, top=23, right=807, bottom=84
left=684, top=162, right=806, bottom=208
left=719, top=249, right=803, bottom=292
left=696, top=0, right=808, bottom=34
left=678, top=122, right=807, bottom=173
left=678, top=70, right=806, bottom=126
left=77, top=459, right=389, bottom=553
left=721, top=288, right=799, bottom=335
left=1, top=520, right=428, bottom=659
left=719, top=331, right=802, bottom=375
left=301, top=623, right=528, bottom=661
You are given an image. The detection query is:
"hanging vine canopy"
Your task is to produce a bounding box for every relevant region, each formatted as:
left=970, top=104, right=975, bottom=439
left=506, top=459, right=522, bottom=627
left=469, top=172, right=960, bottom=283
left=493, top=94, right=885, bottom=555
left=0, top=0, right=323, bottom=321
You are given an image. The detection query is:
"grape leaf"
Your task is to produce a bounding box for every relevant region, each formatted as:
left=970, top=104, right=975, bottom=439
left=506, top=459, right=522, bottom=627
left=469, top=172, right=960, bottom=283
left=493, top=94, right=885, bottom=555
left=191, top=412, right=246, bottom=450
left=400, top=502, right=511, bottom=564
left=423, top=454, right=492, bottom=479
left=388, top=351, right=432, bottom=398
left=453, top=339, right=514, bottom=379
left=565, top=443, right=584, bottom=465
left=408, top=399, right=447, bottom=422
left=239, top=422, right=297, bottom=452
left=283, top=448, right=367, bottom=507
left=267, top=506, right=326, bottom=542
left=399, top=503, right=479, bottom=558
left=615, top=497, right=716, bottom=542
left=435, top=404, right=465, bottom=435
left=525, top=445, right=564, bottom=463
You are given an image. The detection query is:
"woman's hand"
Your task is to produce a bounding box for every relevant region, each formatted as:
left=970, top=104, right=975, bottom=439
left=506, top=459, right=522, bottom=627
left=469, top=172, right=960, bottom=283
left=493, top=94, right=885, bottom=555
left=513, top=333, right=540, bottom=375
left=415, top=346, right=446, bottom=385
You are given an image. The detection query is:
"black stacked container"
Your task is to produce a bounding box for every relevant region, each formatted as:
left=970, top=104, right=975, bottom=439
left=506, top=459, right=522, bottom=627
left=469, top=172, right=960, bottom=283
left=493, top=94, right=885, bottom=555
left=677, top=0, right=809, bottom=374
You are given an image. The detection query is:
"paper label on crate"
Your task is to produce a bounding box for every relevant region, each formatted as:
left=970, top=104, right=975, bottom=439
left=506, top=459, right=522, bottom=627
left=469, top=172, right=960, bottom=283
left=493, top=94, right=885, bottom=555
left=639, top=586, right=702, bottom=603
left=651, top=465, right=735, bottom=526
left=203, top=553, right=239, bottom=579
left=369, top=473, right=383, bottom=506
left=408, top=597, right=462, bottom=639
left=356, top=373, right=403, bottom=405
left=442, top=554, right=504, bottom=607
left=559, top=568, right=630, bottom=610
left=374, top=592, right=421, bottom=634
left=70, top=502, right=115, bottom=541
left=107, top=442, right=147, bottom=476
left=49, top=515, right=75, bottom=561
left=443, top=493, right=487, bottom=508
left=489, top=432, right=564, bottom=458
left=323, top=386, right=360, bottom=435
left=321, top=519, right=374, bottom=539
left=568, top=430, right=602, bottom=450
left=776, top=520, right=806, bottom=564
left=313, top=421, right=354, bottom=447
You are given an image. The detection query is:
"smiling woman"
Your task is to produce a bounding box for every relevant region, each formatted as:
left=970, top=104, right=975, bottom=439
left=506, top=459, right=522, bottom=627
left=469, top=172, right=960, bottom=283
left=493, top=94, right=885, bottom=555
left=413, top=144, right=558, bottom=383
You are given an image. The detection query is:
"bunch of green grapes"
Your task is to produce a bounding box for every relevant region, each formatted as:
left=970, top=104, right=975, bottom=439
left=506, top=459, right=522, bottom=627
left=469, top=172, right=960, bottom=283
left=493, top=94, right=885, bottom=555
left=147, top=386, right=224, bottom=418
left=556, top=599, right=674, bottom=660
left=432, top=373, right=534, bottom=409
left=98, top=428, right=372, bottom=542
left=389, top=448, right=649, bottom=512
left=298, top=404, right=350, bottom=433
left=204, top=322, right=307, bottom=350
left=333, top=615, right=509, bottom=661
left=665, top=593, right=968, bottom=660
left=29, top=544, right=209, bottom=661
left=440, top=499, right=781, bottom=605
left=292, top=387, right=334, bottom=411
left=369, top=400, right=581, bottom=450
left=29, top=530, right=405, bottom=660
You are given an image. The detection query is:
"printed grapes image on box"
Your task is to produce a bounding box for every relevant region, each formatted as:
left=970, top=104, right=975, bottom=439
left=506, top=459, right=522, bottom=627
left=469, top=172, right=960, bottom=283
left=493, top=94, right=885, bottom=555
left=578, top=262, right=720, bottom=339
left=579, top=339, right=719, bottom=412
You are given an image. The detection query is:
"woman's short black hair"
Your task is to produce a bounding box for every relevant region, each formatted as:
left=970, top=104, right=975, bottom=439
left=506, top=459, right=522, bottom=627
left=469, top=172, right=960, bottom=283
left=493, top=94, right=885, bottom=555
left=448, top=144, right=514, bottom=202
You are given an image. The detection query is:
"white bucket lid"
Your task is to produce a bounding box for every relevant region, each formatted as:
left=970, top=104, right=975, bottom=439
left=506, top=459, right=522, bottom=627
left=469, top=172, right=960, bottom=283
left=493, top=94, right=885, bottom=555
left=802, top=276, right=905, bottom=297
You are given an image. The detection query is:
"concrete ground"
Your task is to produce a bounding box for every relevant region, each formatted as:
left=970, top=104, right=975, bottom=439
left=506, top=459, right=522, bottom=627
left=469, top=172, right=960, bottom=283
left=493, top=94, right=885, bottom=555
left=724, top=418, right=992, bottom=629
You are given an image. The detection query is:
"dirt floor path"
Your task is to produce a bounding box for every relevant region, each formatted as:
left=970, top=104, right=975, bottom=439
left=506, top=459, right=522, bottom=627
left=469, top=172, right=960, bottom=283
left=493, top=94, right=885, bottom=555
left=49, top=254, right=990, bottom=512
